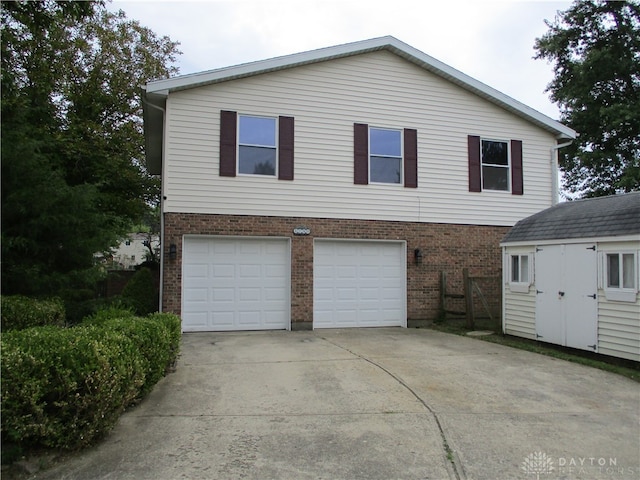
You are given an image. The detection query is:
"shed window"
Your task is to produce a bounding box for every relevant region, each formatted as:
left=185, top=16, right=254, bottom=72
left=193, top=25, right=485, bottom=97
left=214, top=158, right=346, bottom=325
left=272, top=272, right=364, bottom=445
left=602, top=251, right=638, bottom=302
left=509, top=253, right=532, bottom=293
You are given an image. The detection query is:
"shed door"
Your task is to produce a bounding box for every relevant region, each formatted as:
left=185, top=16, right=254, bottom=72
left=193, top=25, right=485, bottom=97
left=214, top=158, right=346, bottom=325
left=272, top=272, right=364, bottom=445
left=535, top=245, right=564, bottom=345
left=563, top=244, right=598, bottom=351
left=535, top=244, right=597, bottom=351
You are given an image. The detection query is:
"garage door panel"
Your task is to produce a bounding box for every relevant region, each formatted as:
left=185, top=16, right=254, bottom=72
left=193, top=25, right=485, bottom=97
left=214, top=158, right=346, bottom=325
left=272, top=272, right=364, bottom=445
left=360, top=287, right=380, bottom=300
left=184, top=264, right=208, bottom=278
left=264, top=287, right=286, bottom=301
left=212, top=264, right=235, bottom=278
left=239, top=287, right=261, bottom=301
left=182, top=237, right=290, bottom=332
left=314, top=240, right=405, bottom=328
left=383, top=287, right=403, bottom=299
left=184, top=287, right=208, bottom=302
left=212, top=288, right=234, bottom=301
left=239, top=264, right=261, bottom=278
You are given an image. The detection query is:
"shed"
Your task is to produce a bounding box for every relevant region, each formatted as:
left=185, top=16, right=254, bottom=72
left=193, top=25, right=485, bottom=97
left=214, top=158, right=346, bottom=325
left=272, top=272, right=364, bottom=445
left=501, top=192, right=640, bottom=361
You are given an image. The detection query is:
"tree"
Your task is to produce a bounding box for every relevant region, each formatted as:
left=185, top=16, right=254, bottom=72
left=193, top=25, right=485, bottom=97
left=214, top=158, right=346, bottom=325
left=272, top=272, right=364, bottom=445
left=1, top=1, right=180, bottom=295
left=535, top=0, right=640, bottom=198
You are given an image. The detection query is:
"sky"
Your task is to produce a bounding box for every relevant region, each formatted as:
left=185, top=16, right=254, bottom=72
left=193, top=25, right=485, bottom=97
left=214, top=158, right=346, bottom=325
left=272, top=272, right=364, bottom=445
left=108, top=0, right=572, bottom=120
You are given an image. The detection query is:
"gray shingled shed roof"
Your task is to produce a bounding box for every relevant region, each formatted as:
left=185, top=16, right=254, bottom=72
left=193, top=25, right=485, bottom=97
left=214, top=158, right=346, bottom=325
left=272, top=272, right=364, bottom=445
left=502, top=192, right=640, bottom=244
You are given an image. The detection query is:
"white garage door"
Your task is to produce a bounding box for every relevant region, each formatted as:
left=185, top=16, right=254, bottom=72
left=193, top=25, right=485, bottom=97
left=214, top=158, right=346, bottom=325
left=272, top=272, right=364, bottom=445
left=182, top=237, right=290, bottom=332
left=313, top=240, right=406, bottom=328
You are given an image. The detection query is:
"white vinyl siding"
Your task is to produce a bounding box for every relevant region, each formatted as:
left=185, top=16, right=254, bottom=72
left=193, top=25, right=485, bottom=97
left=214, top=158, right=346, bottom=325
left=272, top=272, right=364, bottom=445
left=163, top=50, right=557, bottom=226
left=598, top=301, right=640, bottom=362
left=503, top=247, right=536, bottom=338
left=503, top=291, right=536, bottom=339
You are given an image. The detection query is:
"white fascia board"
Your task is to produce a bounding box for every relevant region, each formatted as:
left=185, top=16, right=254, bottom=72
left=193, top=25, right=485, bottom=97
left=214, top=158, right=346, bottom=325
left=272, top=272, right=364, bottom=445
left=144, top=35, right=576, bottom=140
left=500, top=234, right=640, bottom=248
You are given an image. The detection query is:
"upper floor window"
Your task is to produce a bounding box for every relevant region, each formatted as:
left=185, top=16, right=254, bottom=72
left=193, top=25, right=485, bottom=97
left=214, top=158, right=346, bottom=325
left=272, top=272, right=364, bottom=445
left=369, top=127, right=402, bottom=184
left=238, top=115, right=277, bottom=176
left=354, top=123, right=417, bottom=188
left=481, top=139, right=509, bottom=191
left=468, top=136, right=523, bottom=195
left=220, top=110, right=294, bottom=180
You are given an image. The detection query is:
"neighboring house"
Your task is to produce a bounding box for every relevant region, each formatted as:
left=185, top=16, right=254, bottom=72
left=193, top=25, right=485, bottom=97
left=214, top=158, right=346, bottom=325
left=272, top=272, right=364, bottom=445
left=501, top=192, right=640, bottom=362
left=142, top=36, right=576, bottom=332
left=108, top=233, right=160, bottom=270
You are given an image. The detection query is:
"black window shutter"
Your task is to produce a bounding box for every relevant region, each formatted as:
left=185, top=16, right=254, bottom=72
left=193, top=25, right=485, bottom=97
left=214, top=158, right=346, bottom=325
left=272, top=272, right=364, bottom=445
left=468, top=135, right=481, bottom=192
left=354, top=123, right=369, bottom=185
left=404, top=128, right=418, bottom=188
left=278, top=116, right=294, bottom=180
left=511, top=139, right=523, bottom=195
left=220, top=110, right=237, bottom=177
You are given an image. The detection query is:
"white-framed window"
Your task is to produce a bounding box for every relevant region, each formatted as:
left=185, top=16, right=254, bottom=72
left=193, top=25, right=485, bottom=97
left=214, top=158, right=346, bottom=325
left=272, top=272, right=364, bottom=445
left=238, top=115, right=277, bottom=176
left=481, top=139, right=510, bottom=191
left=508, top=253, right=532, bottom=293
left=369, top=127, right=402, bottom=184
left=601, top=251, right=638, bottom=302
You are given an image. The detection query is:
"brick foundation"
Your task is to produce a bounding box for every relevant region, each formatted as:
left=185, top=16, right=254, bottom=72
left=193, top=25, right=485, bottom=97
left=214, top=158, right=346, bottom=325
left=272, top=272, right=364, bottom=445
left=163, top=213, right=509, bottom=327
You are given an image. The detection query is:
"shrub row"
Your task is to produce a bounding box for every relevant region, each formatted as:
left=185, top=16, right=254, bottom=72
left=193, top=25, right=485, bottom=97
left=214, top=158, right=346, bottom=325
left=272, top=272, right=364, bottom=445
left=1, top=312, right=181, bottom=451
left=1, top=296, right=66, bottom=331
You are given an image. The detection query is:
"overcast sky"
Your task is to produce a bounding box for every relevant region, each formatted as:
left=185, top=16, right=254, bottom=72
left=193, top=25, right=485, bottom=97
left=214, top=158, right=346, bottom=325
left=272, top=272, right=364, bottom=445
left=109, top=0, right=572, bottom=119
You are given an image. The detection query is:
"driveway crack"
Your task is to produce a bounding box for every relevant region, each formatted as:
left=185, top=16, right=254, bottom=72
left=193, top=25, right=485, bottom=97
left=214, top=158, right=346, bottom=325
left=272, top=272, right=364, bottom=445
left=319, top=336, right=465, bottom=480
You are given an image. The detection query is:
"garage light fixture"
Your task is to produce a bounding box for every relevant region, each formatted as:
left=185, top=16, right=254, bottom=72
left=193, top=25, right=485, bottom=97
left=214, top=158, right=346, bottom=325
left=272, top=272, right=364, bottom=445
left=414, top=248, right=423, bottom=264
left=169, top=243, right=177, bottom=260
left=293, top=226, right=311, bottom=236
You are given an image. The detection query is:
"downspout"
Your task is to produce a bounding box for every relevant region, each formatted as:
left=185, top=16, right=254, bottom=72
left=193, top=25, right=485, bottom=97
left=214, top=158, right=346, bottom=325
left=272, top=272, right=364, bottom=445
left=550, top=140, right=573, bottom=205
left=143, top=97, right=166, bottom=312
left=501, top=246, right=506, bottom=335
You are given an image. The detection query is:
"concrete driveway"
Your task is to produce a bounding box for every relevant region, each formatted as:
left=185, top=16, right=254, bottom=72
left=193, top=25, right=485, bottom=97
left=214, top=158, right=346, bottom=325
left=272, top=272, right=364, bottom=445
left=33, top=328, right=639, bottom=480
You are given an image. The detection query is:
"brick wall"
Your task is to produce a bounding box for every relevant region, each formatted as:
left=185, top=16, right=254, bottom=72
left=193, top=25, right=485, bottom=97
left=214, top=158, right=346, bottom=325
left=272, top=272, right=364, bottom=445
left=163, top=213, right=509, bottom=328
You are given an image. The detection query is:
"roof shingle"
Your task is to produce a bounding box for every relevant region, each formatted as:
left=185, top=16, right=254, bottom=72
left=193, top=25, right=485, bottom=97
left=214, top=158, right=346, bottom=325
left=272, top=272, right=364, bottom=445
left=501, top=192, right=640, bottom=244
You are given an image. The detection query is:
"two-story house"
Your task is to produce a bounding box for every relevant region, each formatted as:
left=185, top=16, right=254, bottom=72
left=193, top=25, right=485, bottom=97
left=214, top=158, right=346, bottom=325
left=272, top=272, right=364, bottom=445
left=143, top=36, right=576, bottom=332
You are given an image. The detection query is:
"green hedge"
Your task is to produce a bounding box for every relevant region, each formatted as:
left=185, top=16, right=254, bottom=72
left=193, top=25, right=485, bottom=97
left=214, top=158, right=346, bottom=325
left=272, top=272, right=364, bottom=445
left=1, top=296, right=66, bottom=331
left=1, top=313, right=181, bottom=451
left=121, top=267, right=158, bottom=316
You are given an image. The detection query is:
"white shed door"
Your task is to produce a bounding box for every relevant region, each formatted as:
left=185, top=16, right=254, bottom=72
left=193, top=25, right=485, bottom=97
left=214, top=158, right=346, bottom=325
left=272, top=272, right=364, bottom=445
left=182, top=237, right=290, bottom=332
left=313, top=240, right=406, bottom=328
left=535, top=244, right=597, bottom=351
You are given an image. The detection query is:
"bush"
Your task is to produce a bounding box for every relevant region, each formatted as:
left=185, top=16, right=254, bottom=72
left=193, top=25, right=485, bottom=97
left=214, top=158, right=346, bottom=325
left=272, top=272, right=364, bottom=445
left=82, top=303, right=136, bottom=324
left=147, top=312, right=182, bottom=368
left=121, top=267, right=158, bottom=316
left=1, top=311, right=182, bottom=452
left=0, top=296, right=66, bottom=331
left=1, top=326, right=145, bottom=450
left=85, top=315, right=172, bottom=396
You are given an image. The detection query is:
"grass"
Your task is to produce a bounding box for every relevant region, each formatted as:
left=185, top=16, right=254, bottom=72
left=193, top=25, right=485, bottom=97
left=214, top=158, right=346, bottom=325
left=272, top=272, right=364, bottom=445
left=425, top=316, right=640, bottom=382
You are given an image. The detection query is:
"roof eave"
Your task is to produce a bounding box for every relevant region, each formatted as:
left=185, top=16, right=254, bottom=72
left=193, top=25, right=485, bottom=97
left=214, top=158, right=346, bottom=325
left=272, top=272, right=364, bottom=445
left=142, top=88, right=166, bottom=176
left=144, top=35, right=576, bottom=141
